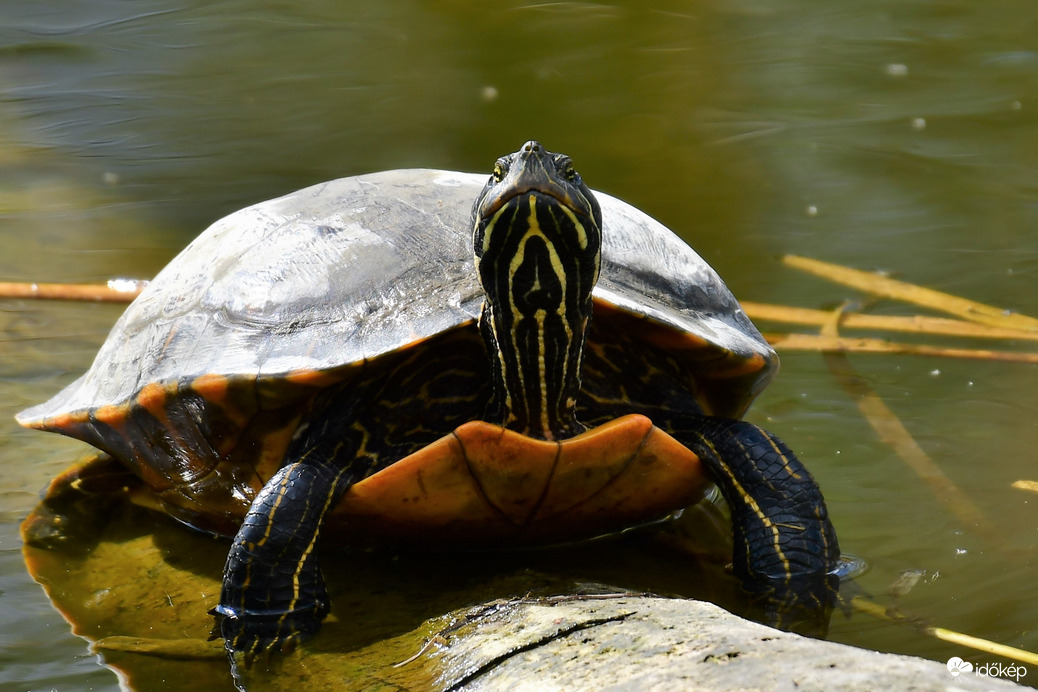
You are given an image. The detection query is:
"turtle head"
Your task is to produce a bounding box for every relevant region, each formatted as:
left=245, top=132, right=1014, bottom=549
left=471, top=141, right=602, bottom=441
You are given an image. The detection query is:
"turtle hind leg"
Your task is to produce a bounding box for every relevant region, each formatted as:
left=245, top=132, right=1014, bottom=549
left=212, top=459, right=358, bottom=657
left=675, top=416, right=840, bottom=633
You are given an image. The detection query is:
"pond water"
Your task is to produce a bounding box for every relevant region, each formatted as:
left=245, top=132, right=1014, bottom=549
left=2, top=0, right=1037, bottom=689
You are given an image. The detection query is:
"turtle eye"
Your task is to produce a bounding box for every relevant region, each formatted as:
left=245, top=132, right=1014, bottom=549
left=492, top=160, right=509, bottom=183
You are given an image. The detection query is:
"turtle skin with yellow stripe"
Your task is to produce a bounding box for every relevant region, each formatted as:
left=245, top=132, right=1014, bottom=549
left=17, top=142, right=839, bottom=658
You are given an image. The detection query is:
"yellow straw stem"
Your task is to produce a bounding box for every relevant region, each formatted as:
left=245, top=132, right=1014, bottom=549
left=744, top=301, right=1038, bottom=342
left=818, top=308, right=1000, bottom=541
left=1011, top=480, right=1038, bottom=494
left=783, top=255, right=1038, bottom=332
left=851, top=597, right=1038, bottom=668
left=764, top=332, right=1038, bottom=364
left=0, top=281, right=145, bottom=303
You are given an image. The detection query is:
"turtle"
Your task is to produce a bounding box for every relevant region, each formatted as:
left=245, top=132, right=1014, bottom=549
left=17, top=141, right=839, bottom=658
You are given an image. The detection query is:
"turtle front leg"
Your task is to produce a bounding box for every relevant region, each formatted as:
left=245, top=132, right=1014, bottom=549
left=212, top=460, right=357, bottom=657
left=676, top=417, right=840, bottom=631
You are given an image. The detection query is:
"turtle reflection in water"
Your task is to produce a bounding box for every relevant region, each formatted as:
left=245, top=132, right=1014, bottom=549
left=18, top=141, right=839, bottom=659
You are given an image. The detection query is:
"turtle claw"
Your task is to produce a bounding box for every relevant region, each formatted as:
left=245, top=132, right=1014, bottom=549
left=210, top=603, right=323, bottom=663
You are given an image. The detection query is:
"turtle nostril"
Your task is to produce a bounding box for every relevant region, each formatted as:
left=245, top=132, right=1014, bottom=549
left=522, top=140, right=541, bottom=153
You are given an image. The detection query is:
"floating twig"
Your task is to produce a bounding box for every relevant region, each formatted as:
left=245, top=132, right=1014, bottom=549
left=783, top=255, right=1038, bottom=332
left=1011, top=480, right=1038, bottom=495
left=851, top=597, right=1038, bottom=668
left=818, top=306, right=1000, bottom=541
left=764, top=332, right=1038, bottom=364
left=0, top=280, right=146, bottom=303
left=744, top=302, right=1038, bottom=342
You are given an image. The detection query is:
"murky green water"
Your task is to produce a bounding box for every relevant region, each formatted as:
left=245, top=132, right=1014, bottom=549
left=2, top=1, right=1037, bottom=689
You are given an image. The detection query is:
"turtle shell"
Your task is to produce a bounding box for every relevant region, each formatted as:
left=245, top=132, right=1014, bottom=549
left=17, top=169, right=776, bottom=534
